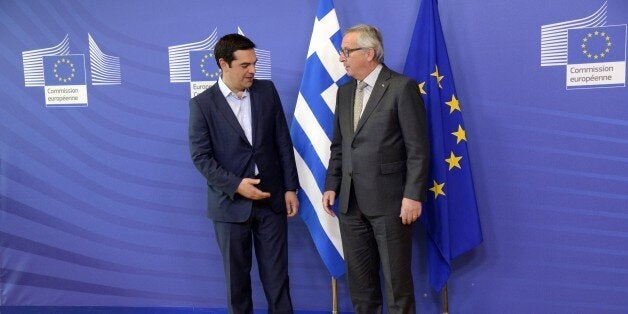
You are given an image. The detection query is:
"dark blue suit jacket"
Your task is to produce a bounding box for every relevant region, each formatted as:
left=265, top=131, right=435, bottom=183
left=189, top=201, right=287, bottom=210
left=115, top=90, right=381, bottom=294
left=189, top=79, right=299, bottom=222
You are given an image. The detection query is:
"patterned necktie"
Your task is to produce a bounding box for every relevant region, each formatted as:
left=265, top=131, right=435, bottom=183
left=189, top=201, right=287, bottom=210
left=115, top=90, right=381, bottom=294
left=353, top=81, right=367, bottom=131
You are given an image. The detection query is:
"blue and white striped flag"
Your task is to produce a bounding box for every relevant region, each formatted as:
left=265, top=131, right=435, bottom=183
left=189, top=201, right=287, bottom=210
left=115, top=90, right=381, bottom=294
left=290, top=0, right=349, bottom=278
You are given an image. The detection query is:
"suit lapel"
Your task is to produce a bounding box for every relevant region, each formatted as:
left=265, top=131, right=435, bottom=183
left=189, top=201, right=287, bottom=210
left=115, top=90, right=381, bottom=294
left=354, top=66, right=391, bottom=134
left=348, top=80, right=358, bottom=136
left=210, top=85, right=249, bottom=144
left=249, top=84, right=260, bottom=147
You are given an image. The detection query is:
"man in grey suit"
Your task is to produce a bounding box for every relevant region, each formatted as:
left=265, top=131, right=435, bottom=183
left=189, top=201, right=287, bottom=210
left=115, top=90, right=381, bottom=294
left=322, top=24, right=430, bottom=313
left=189, top=34, right=299, bottom=313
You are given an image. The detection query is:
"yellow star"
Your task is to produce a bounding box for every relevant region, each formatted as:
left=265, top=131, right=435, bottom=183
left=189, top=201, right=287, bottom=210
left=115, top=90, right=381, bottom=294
left=445, top=94, right=461, bottom=114
left=418, top=81, right=426, bottom=95
left=430, top=65, right=444, bottom=89
left=429, top=180, right=446, bottom=199
left=451, top=124, right=467, bottom=144
left=445, top=151, right=462, bottom=170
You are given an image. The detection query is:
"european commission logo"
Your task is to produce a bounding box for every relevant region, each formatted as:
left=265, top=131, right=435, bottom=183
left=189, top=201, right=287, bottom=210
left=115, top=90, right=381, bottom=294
left=188, top=49, right=221, bottom=95
left=566, top=25, right=626, bottom=89
left=168, top=27, right=272, bottom=98
left=42, top=55, right=88, bottom=105
left=541, top=1, right=627, bottom=90
left=22, top=34, right=122, bottom=107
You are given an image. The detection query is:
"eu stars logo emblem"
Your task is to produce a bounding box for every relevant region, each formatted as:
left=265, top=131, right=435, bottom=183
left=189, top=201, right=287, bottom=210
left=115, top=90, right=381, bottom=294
left=43, top=55, right=88, bottom=106
left=580, top=30, right=613, bottom=60
left=566, top=25, right=626, bottom=89
left=53, top=58, right=76, bottom=83
left=189, top=50, right=220, bottom=97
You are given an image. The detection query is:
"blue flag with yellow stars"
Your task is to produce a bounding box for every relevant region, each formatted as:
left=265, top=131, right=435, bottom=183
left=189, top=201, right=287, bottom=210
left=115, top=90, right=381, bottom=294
left=403, top=0, right=483, bottom=292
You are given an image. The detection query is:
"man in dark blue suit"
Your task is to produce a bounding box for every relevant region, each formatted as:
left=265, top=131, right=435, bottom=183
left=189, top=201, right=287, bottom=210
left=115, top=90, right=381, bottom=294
left=188, top=34, right=299, bottom=313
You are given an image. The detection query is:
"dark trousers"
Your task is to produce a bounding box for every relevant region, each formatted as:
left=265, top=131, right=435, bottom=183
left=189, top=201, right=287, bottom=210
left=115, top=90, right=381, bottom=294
left=213, top=201, right=293, bottom=314
left=339, top=188, right=415, bottom=314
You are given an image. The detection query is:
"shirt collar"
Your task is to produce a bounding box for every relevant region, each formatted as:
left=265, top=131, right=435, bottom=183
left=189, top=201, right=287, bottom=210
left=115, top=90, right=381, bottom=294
left=218, top=76, right=248, bottom=99
left=361, top=64, right=383, bottom=88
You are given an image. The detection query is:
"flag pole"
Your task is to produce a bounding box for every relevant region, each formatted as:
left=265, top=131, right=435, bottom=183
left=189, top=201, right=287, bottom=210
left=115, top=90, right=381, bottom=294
left=332, top=277, right=339, bottom=314
left=442, top=283, right=449, bottom=314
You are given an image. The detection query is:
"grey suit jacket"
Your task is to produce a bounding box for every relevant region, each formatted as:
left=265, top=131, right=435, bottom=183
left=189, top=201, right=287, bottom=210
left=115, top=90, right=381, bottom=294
left=325, top=65, right=429, bottom=215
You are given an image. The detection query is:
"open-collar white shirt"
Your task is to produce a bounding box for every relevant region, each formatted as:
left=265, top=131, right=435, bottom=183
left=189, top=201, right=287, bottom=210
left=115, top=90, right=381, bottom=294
left=218, top=76, right=257, bottom=174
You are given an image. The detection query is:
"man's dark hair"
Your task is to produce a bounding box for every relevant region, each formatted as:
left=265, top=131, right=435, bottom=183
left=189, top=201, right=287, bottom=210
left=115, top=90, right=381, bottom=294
left=214, top=34, right=256, bottom=68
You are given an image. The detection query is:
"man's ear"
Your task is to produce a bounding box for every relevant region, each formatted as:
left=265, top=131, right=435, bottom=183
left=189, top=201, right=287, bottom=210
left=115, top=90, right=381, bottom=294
left=218, top=58, right=229, bottom=71
left=366, top=48, right=375, bottom=62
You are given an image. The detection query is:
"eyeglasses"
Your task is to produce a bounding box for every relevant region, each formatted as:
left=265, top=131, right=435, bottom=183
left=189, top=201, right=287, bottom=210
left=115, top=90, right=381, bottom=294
left=339, top=47, right=369, bottom=58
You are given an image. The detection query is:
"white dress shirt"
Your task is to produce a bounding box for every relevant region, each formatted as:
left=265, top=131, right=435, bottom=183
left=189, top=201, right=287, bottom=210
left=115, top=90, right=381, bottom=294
left=218, top=76, right=258, bottom=174
left=356, top=64, right=383, bottom=117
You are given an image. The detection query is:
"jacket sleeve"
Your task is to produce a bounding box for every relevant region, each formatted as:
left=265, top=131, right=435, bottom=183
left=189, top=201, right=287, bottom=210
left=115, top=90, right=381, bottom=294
left=397, top=78, right=430, bottom=201
left=324, top=90, right=343, bottom=193
left=270, top=82, right=300, bottom=191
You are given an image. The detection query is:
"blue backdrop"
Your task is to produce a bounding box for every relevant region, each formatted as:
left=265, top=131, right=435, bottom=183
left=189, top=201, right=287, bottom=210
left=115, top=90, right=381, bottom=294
left=1, top=0, right=627, bottom=313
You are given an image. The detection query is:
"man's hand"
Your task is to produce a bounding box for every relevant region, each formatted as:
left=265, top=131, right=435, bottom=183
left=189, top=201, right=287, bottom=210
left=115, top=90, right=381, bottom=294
left=400, top=197, right=422, bottom=225
left=321, top=191, right=337, bottom=217
left=285, top=191, right=299, bottom=217
left=236, top=178, right=271, bottom=200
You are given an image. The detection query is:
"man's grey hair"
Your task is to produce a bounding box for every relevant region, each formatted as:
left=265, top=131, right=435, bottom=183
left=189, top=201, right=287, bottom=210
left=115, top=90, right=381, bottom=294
left=345, top=24, right=384, bottom=63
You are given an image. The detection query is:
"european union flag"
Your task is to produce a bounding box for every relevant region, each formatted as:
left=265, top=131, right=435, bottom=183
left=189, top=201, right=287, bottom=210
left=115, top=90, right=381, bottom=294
left=568, top=25, right=626, bottom=64
left=43, top=55, right=86, bottom=86
left=189, top=50, right=220, bottom=82
left=403, top=0, right=483, bottom=291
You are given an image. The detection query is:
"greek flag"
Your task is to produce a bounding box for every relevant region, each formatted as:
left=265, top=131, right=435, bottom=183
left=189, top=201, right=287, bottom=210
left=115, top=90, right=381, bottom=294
left=290, top=0, right=348, bottom=278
